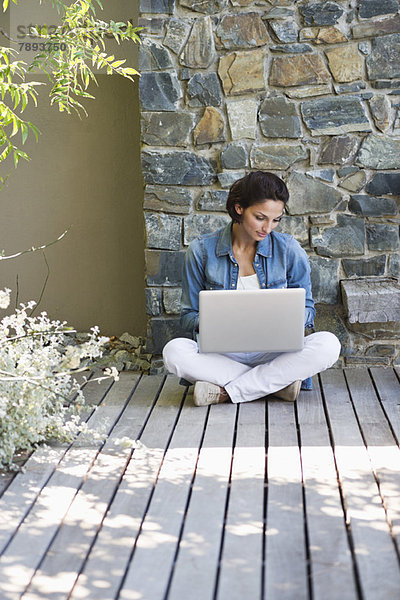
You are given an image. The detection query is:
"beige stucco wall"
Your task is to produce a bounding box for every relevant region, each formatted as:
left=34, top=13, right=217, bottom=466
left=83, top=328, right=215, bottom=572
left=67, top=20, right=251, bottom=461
left=0, top=2, right=146, bottom=336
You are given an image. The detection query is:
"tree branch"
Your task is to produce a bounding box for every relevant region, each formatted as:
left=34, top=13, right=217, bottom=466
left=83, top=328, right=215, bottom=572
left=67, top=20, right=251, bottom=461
left=0, top=228, right=69, bottom=261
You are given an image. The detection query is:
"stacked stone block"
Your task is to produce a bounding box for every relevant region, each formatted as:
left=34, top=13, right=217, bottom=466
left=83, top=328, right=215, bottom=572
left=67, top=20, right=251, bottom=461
left=139, top=0, right=400, bottom=366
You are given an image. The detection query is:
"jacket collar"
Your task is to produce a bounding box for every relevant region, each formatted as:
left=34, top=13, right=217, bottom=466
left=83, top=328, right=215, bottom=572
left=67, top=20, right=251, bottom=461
left=215, top=222, right=272, bottom=258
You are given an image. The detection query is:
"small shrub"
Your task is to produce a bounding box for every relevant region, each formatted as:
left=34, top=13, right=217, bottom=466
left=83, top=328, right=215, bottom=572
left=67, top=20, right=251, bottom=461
left=0, top=288, right=116, bottom=469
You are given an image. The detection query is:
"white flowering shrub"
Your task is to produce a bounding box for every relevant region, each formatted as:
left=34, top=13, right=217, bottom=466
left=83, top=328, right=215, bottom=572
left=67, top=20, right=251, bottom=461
left=0, top=288, right=117, bottom=470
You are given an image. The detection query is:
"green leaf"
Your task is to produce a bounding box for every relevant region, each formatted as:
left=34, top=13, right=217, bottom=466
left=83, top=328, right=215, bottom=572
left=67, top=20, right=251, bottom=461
left=20, top=122, right=28, bottom=144
left=11, top=116, right=19, bottom=137
left=122, top=67, right=139, bottom=76
left=14, top=88, right=20, bottom=109
left=0, top=144, right=12, bottom=162
left=3, top=0, right=17, bottom=11
left=29, top=123, right=40, bottom=141
left=13, top=148, right=29, bottom=167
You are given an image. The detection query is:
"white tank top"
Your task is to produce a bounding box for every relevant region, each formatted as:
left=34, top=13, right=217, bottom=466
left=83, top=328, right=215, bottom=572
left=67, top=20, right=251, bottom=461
left=237, top=274, right=260, bottom=290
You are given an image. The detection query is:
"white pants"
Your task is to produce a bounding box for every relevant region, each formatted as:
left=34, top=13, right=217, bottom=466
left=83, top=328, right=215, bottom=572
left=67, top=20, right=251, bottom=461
left=162, top=332, right=341, bottom=404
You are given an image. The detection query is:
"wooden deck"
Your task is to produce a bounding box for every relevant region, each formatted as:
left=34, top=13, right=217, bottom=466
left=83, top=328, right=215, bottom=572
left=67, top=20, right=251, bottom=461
left=0, top=367, right=399, bottom=600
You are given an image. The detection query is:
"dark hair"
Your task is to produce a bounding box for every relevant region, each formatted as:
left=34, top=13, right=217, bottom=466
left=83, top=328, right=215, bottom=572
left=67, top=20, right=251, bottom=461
left=226, top=171, right=289, bottom=223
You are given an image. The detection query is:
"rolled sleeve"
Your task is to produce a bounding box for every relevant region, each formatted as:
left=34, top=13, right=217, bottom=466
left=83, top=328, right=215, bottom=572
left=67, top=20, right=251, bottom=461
left=180, top=239, right=204, bottom=338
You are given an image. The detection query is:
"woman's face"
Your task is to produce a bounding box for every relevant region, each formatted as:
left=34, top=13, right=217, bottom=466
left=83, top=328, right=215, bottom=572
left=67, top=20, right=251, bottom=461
left=235, top=199, right=285, bottom=242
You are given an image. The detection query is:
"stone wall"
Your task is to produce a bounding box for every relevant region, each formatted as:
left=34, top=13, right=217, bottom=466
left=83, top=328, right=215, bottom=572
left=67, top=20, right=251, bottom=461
left=139, top=0, right=400, bottom=367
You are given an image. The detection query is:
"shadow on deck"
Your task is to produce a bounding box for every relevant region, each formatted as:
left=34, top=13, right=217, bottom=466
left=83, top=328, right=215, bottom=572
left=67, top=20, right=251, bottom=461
left=0, top=367, right=399, bottom=600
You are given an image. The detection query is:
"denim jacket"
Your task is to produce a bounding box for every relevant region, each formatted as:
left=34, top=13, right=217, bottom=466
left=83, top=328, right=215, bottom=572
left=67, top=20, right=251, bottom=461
left=180, top=222, right=315, bottom=390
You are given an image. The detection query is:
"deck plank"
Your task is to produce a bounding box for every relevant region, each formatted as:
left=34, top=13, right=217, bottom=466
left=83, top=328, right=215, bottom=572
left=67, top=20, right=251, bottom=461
left=216, top=400, right=265, bottom=600
left=0, top=373, right=140, bottom=600
left=265, top=399, right=308, bottom=600
left=116, top=384, right=208, bottom=600
left=344, top=368, right=400, bottom=553
left=69, top=374, right=185, bottom=600
left=297, top=377, right=358, bottom=600
left=167, top=400, right=237, bottom=600
left=321, top=369, right=400, bottom=600
left=370, top=367, right=400, bottom=443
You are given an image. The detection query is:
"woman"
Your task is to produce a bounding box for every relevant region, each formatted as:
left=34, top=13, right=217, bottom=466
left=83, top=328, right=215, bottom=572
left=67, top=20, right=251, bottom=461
left=163, top=171, right=340, bottom=406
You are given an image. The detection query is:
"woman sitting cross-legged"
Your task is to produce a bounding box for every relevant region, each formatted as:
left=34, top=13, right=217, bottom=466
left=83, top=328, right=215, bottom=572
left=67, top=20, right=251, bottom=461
left=162, top=171, right=341, bottom=407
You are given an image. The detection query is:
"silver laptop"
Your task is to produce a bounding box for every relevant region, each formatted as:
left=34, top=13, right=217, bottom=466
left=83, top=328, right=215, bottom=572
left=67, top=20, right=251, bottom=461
left=198, top=288, right=305, bottom=353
